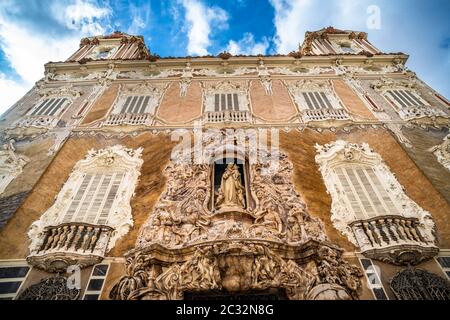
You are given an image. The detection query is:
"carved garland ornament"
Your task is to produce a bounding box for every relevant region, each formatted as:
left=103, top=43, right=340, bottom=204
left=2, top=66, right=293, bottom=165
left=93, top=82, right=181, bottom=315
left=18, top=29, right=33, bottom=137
left=111, top=131, right=362, bottom=300
left=17, top=275, right=80, bottom=300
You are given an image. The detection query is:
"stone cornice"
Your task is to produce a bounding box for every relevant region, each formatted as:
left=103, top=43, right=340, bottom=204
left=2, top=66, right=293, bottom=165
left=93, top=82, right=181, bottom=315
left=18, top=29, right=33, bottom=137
left=44, top=53, right=409, bottom=75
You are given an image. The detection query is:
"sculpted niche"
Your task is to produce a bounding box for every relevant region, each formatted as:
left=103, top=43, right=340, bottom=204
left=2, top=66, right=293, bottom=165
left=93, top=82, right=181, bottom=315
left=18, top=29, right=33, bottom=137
left=111, top=130, right=362, bottom=300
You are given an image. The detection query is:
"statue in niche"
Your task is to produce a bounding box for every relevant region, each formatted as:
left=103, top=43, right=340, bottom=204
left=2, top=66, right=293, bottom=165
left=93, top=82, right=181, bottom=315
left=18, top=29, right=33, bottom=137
left=215, top=163, right=245, bottom=210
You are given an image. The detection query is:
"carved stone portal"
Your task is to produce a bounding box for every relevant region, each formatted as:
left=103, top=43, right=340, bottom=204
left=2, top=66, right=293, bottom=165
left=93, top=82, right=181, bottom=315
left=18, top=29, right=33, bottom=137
left=110, top=131, right=362, bottom=300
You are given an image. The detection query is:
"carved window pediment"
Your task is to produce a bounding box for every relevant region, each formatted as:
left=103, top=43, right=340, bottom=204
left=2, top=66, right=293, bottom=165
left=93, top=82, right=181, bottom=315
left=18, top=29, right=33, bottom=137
left=315, top=140, right=438, bottom=265
left=27, top=145, right=143, bottom=272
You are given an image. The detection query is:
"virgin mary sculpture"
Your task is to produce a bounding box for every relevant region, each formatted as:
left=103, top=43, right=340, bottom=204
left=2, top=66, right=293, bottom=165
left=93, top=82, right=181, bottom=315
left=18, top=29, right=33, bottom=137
left=215, top=163, right=245, bottom=209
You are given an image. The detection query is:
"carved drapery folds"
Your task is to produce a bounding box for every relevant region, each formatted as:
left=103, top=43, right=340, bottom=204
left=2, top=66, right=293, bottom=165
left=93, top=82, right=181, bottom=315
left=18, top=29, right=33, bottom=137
left=390, top=268, right=450, bottom=300
left=315, top=140, right=438, bottom=265
left=0, top=140, right=29, bottom=194
left=111, top=131, right=362, bottom=300
left=27, top=145, right=143, bottom=272
left=430, top=134, right=450, bottom=171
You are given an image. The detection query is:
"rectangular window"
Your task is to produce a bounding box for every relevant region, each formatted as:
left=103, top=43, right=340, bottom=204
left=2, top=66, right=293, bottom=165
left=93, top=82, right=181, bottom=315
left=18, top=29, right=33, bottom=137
left=302, top=92, right=334, bottom=110
left=62, top=172, right=124, bottom=225
left=0, top=265, right=30, bottom=300
left=436, top=256, right=450, bottom=280
left=334, top=166, right=400, bottom=220
left=83, top=264, right=109, bottom=300
left=359, top=258, right=388, bottom=300
left=29, top=98, right=68, bottom=116
left=120, top=95, right=152, bottom=114
left=214, top=93, right=240, bottom=111
left=386, top=89, right=426, bottom=109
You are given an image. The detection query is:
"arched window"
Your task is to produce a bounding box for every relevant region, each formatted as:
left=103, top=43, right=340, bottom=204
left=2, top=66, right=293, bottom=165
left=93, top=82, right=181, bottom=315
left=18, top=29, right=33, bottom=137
left=315, top=140, right=438, bottom=265
left=27, top=145, right=143, bottom=272
left=390, top=268, right=450, bottom=300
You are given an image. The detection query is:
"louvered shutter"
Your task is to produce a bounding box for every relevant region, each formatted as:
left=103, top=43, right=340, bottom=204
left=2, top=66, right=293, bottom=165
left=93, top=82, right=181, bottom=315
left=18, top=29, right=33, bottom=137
left=334, top=166, right=400, bottom=219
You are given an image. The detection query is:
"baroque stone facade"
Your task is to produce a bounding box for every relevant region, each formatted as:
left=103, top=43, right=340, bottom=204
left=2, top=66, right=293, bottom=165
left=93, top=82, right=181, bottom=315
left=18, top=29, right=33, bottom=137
left=0, top=28, right=449, bottom=301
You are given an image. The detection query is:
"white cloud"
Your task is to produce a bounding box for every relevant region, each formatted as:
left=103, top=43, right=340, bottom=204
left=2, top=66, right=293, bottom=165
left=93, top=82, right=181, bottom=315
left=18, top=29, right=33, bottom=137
left=226, top=33, right=269, bottom=55
left=0, top=0, right=112, bottom=115
left=0, top=73, right=30, bottom=115
left=127, top=3, right=151, bottom=35
left=269, top=0, right=313, bottom=54
left=181, top=0, right=229, bottom=56
left=51, top=0, right=111, bottom=35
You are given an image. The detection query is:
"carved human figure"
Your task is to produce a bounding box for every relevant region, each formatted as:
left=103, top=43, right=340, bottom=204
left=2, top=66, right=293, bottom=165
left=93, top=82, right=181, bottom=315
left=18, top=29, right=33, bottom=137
left=215, top=164, right=245, bottom=209
left=254, top=203, right=283, bottom=234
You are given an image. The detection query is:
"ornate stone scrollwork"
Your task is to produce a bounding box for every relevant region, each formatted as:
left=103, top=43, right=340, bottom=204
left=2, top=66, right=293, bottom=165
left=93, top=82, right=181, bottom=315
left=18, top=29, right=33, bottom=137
left=111, top=131, right=362, bottom=300
left=430, top=134, right=450, bottom=171
left=315, top=140, right=438, bottom=265
left=27, top=145, right=143, bottom=272
left=17, top=275, right=80, bottom=300
left=0, top=140, right=29, bottom=194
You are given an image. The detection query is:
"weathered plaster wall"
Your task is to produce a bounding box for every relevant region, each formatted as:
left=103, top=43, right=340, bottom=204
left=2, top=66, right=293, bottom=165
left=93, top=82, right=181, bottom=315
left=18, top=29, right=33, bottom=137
left=157, top=81, right=202, bottom=124
left=332, top=79, right=375, bottom=120
left=401, top=127, right=450, bottom=203
left=250, top=80, right=298, bottom=122
left=82, top=84, right=119, bottom=125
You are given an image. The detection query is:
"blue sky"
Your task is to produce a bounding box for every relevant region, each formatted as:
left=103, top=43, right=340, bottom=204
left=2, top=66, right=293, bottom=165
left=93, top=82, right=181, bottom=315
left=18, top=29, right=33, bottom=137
left=0, top=0, right=449, bottom=115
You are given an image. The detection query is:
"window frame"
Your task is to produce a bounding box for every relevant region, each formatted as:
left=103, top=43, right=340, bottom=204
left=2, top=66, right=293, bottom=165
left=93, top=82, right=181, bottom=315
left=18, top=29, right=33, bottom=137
left=359, top=258, right=389, bottom=300
left=0, top=262, right=31, bottom=300
left=82, top=263, right=110, bottom=300
left=27, top=96, right=71, bottom=117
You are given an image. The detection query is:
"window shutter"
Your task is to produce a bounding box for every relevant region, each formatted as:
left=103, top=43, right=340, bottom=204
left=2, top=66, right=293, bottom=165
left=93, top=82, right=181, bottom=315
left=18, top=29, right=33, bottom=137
left=334, top=166, right=400, bottom=219
left=47, top=98, right=67, bottom=116
left=63, top=174, right=93, bottom=223
left=233, top=93, right=239, bottom=111
left=62, top=172, right=125, bottom=225
left=214, top=94, right=220, bottom=111
left=97, top=173, right=123, bottom=225
left=302, top=93, right=314, bottom=110
left=139, top=96, right=151, bottom=113
left=120, top=96, right=132, bottom=113
left=319, top=92, right=333, bottom=109
left=220, top=94, right=226, bottom=111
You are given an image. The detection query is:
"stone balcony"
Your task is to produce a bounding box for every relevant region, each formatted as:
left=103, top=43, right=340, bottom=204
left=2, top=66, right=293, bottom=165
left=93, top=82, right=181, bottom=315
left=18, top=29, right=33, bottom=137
left=103, top=112, right=153, bottom=126
left=350, top=216, right=439, bottom=265
left=204, top=110, right=251, bottom=123
left=302, top=108, right=350, bottom=122
left=398, top=105, right=446, bottom=121
left=27, top=222, right=113, bottom=272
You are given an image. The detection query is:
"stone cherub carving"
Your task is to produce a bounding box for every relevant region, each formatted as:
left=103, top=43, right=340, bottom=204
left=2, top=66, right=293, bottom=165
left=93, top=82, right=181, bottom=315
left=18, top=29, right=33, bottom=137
left=215, top=163, right=245, bottom=210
